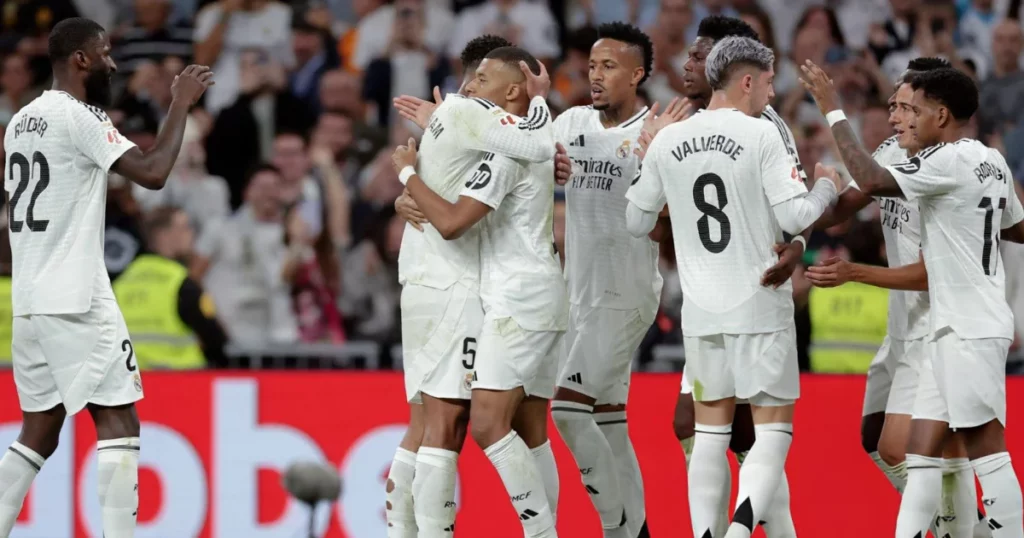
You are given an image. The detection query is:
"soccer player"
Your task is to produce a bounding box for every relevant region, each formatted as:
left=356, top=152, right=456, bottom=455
left=384, top=37, right=557, bottom=537
left=805, top=56, right=992, bottom=538
left=548, top=22, right=671, bottom=538
left=800, top=61, right=1024, bottom=537
left=393, top=47, right=565, bottom=538
left=0, top=17, right=212, bottom=538
left=625, top=37, right=841, bottom=538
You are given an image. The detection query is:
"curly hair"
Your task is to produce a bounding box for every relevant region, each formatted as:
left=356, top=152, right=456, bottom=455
left=460, top=35, right=513, bottom=71
left=697, top=15, right=760, bottom=43
left=596, top=22, right=655, bottom=86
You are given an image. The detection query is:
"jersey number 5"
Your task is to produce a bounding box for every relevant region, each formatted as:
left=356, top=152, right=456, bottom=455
left=7, top=151, right=51, bottom=233
left=979, top=196, right=1007, bottom=276
left=462, top=337, right=477, bottom=369
left=693, top=173, right=731, bottom=253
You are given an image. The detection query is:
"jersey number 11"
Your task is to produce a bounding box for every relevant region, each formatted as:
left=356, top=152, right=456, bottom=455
left=979, top=196, right=1006, bottom=276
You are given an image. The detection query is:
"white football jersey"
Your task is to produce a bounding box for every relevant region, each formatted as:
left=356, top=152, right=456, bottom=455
left=553, top=105, right=662, bottom=322
left=460, top=154, right=568, bottom=331
left=626, top=108, right=807, bottom=336
left=4, top=91, right=136, bottom=316
left=850, top=135, right=930, bottom=340
left=398, top=94, right=555, bottom=291
left=886, top=139, right=1024, bottom=341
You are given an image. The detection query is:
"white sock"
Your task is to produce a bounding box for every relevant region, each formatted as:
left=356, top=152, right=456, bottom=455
left=530, top=441, right=559, bottom=523
left=870, top=451, right=908, bottom=494
left=897, top=454, right=943, bottom=538
left=0, top=442, right=44, bottom=536
left=386, top=448, right=418, bottom=537
left=598, top=411, right=646, bottom=538
left=940, top=458, right=979, bottom=538
left=484, top=431, right=557, bottom=538
left=973, top=452, right=1024, bottom=538
left=689, top=423, right=732, bottom=538
left=552, top=402, right=626, bottom=536
left=761, top=471, right=796, bottom=538
left=412, top=447, right=458, bottom=537
left=96, top=437, right=140, bottom=538
left=725, top=423, right=793, bottom=538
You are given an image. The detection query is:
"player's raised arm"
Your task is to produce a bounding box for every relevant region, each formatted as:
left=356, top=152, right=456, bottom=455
left=110, top=65, right=214, bottom=189
left=806, top=250, right=928, bottom=291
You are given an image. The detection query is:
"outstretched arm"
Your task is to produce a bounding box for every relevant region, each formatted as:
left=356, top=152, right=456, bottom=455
left=806, top=252, right=928, bottom=291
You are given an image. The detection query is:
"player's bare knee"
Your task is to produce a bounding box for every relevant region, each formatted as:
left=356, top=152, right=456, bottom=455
left=877, top=435, right=907, bottom=466
left=422, top=405, right=469, bottom=452
left=17, top=407, right=67, bottom=458
left=87, top=403, right=140, bottom=440
left=905, top=419, right=948, bottom=458
left=513, top=397, right=550, bottom=448
left=962, top=421, right=1007, bottom=460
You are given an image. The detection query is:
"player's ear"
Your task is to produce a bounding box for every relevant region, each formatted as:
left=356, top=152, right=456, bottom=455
left=506, top=82, right=521, bottom=102
left=72, top=50, right=89, bottom=70
left=632, top=67, right=645, bottom=87
left=936, top=106, right=950, bottom=129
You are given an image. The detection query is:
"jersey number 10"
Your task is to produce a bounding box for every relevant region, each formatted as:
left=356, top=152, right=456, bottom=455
left=979, top=196, right=1007, bottom=276
left=7, top=151, right=51, bottom=233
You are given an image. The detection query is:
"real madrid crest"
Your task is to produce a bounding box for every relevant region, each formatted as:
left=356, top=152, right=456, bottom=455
left=616, top=140, right=631, bottom=159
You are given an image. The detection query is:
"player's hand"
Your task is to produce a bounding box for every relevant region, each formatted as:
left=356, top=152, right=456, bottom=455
left=641, top=98, right=693, bottom=140
left=815, top=162, right=846, bottom=191
left=633, top=129, right=655, bottom=160
left=762, top=241, right=804, bottom=288
left=520, top=60, right=551, bottom=100
left=554, top=142, right=571, bottom=185
left=798, top=60, right=841, bottom=117
left=393, top=86, right=443, bottom=130
left=395, top=189, right=427, bottom=231
left=391, top=138, right=419, bottom=174
left=805, top=256, right=854, bottom=288
left=171, top=65, right=215, bottom=107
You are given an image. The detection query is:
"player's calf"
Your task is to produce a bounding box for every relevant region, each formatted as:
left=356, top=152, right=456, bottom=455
left=88, top=403, right=141, bottom=538
left=689, top=398, right=736, bottom=538
left=514, top=396, right=559, bottom=522
left=387, top=403, right=422, bottom=538
left=0, top=406, right=66, bottom=536
left=596, top=404, right=647, bottom=538
left=413, top=396, right=469, bottom=537
left=963, top=422, right=1023, bottom=538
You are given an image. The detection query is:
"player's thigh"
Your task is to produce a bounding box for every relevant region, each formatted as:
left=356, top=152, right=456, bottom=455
left=862, top=336, right=898, bottom=417
left=34, top=298, right=142, bottom=416
left=400, top=283, right=479, bottom=403
left=473, top=315, right=560, bottom=400
left=682, top=333, right=733, bottom=403
left=731, top=326, right=800, bottom=405
left=11, top=315, right=62, bottom=413
left=931, top=329, right=1009, bottom=430
left=885, top=337, right=922, bottom=417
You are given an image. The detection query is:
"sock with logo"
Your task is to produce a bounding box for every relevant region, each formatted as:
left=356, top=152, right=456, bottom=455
left=0, top=442, right=44, bottom=536
left=552, top=402, right=628, bottom=537
left=530, top=441, right=560, bottom=522
left=484, top=431, right=557, bottom=538
left=97, top=437, right=140, bottom=538
left=976, top=508, right=995, bottom=538
left=939, top=458, right=979, bottom=538
left=973, top=452, right=1024, bottom=537
left=689, top=424, right=733, bottom=538
left=761, top=471, right=797, bottom=538
left=896, top=454, right=943, bottom=538
left=411, top=447, right=458, bottom=537
left=597, top=410, right=647, bottom=538
left=870, top=451, right=908, bottom=494
left=386, top=448, right=418, bottom=537
left=725, top=423, right=793, bottom=538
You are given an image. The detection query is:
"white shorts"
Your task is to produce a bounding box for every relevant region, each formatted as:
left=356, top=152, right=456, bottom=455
left=13, top=296, right=143, bottom=415
left=680, top=327, right=799, bottom=407
left=862, top=335, right=927, bottom=417
left=400, top=283, right=483, bottom=403
left=556, top=304, right=649, bottom=405
left=472, top=315, right=561, bottom=400
left=862, top=336, right=897, bottom=416
left=913, top=328, right=1009, bottom=429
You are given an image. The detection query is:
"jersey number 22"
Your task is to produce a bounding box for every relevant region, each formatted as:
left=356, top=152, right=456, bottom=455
left=7, top=151, right=51, bottom=233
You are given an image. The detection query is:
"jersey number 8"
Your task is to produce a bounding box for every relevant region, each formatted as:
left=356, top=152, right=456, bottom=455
left=7, top=151, right=51, bottom=233
left=693, top=173, right=731, bottom=253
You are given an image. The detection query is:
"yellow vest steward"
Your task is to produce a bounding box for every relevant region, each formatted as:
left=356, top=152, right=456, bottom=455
left=113, top=255, right=204, bottom=369
left=0, top=277, right=11, bottom=364
left=809, top=282, right=889, bottom=373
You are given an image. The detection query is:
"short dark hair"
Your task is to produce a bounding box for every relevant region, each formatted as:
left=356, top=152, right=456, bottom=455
left=566, top=26, right=599, bottom=55
left=142, top=206, right=185, bottom=245
left=247, top=163, right=282, bottom=183
left=460, top=35, right=513, bottom=71
left=483, top=46, right=541, bottom=76
left=596, top=22, right=655, bottom=85
left=48, top=17, right=105, bottom=63
left=697, top=15, right=760, bottom=43
left=906, top=57, right=951, bottom=72
left=909, top=67, right=978, bottom=121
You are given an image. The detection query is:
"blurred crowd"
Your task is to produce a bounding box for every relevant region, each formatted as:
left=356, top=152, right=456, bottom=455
left=0, top=0, right=1022, bottom=368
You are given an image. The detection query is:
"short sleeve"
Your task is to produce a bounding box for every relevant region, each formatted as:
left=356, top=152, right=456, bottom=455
left=1002, top=183, right=1024, bottom=229
left=192, top=5, right=220, bottom=42
left=67, top=102, right=137, bottom=173
left=452, top=96, right=555, bottom=163
left=625, top=137, right=667, bottom=213
left=459, top=153, right=521, bottom=210
left=884, top=145, right=958, bottom=201
left=759, top=126, right=808, bottom=206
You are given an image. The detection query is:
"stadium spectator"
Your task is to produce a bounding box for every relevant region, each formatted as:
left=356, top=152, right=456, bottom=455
left=978, top=19, right=1024, bottom=139
left=448, top=0, right=561, bottom=65
left=351, top=0, right=454, bottom=72
left=193, top=0, right=294, bottom=115
left=643, top=0, right=694, bottom=103
left=338, top=207, right=402, bottom=346
left=551, top=26, right=597, bottom=111
left=0, top=54, right=40, bottom=128
left=282, top=200, right=345, bottom=344
left=112, top=0, right=193, bottom=78
left=192, top=165, right=300, bottom=345
left=289, top=19, right=337, bottom=114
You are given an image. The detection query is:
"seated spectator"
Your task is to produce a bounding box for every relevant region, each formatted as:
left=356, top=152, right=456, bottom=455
left=272, top=131, right=325, bottom=234
left=205, top=49, right=316, bottom=208
left=289, top=18, right=337, bottom=114
left=192, top=164, right=299, bottom=345
left=448, top=0, right=560, bottom=66
left=339, top=207, right=402, bottom=345
left=282, top=204, right=346, bottom=344
left=0, top=54, right=40, bottom=128
left=352, top=0, right=453, bottom=72
left=193, top=0, right=294, bottom=115
left=362, top=0, right=449, bottom=126
left=112, top=0, right=193, bottom=78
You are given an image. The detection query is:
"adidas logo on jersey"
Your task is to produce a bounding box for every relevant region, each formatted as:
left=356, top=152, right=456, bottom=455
left=569, top=134, right=585, bottom=147
left=567, top=372, right=583, bottom=384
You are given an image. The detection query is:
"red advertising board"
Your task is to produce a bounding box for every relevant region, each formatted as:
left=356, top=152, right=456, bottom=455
left=2, top=372, right=1022, bottom=537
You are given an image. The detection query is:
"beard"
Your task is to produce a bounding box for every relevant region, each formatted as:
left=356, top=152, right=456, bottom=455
left=84, top=66, right=113, bottom=108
